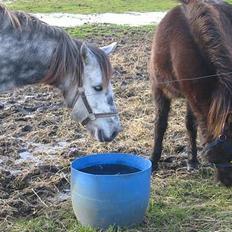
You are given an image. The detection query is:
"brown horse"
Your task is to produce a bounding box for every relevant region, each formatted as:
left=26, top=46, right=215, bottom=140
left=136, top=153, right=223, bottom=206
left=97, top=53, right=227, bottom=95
left=149, top=0, right=232, bottom=186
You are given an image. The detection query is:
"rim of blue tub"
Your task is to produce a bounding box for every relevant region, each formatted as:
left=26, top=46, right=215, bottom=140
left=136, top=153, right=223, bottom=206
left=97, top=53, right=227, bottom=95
left=71, top=153, right=152, bottom=177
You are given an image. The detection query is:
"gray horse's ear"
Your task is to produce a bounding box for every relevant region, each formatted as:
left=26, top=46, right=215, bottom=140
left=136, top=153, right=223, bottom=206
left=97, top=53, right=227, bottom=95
left=100, top=42, right=117, bottom=55
left=80, top=42, right=93, bottom=64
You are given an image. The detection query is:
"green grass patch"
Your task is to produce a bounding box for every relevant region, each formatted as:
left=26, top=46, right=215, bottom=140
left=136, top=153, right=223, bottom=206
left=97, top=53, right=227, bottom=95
left=66, top=24, right=154, bottom=39
left=7, top=0, right=178, bottom=13
left=7, top=0, right=232, bottom=14
left=8, top=170, right=232, bottom=232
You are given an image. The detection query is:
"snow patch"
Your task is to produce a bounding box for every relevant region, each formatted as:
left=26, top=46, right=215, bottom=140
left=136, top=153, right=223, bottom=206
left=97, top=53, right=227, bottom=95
left=33, top=12, right=167, bottom=27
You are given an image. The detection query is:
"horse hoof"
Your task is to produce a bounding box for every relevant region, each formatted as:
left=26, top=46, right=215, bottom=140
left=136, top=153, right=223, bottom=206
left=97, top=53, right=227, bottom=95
left=187, top=160, right=199, bottom=171
left=151, top=161, right=159, bottom=172
left=0, top=103, right=4, bottom=110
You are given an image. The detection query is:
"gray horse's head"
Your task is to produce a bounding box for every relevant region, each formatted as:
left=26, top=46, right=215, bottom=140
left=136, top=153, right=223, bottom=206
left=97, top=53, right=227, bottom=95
left=65, top=42, right=121, bottom=142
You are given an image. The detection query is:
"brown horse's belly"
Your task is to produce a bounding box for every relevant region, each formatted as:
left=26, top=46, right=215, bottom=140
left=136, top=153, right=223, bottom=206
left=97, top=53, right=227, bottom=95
left=162, top=85, right=182, bottom=99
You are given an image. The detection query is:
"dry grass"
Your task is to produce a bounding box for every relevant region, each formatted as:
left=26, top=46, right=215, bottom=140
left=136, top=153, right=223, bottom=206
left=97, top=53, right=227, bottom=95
left=0, top=25, right=232, bottom=232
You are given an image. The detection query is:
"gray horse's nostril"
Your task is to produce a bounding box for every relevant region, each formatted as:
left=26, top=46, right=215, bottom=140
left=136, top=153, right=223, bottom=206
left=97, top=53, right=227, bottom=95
left=110, top=130, right=118, bottom=140
left=98, top=129, right=104, bottom=142
left=97, top=129, right=118, bottom=142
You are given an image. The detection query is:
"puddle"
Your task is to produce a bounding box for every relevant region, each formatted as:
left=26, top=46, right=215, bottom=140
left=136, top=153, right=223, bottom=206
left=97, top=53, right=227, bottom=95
left=33, top=12, right=167, bottom=27
left=16, top=151, right=42, bottom=164
left=9, top=169, right=22, bottom=175
left=47, top=188, right=70, bottom=204
left=0, top=164, right=22, bottom=176
left=31, top=141, right=69, bottom=154
left=56, top=191, right=71, bottom=202
left=13, top=141, right=69, bottom=167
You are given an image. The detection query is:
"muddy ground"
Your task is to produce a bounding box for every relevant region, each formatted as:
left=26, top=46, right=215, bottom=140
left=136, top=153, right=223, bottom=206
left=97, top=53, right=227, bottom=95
left=0, top=27, right=201, bottom=226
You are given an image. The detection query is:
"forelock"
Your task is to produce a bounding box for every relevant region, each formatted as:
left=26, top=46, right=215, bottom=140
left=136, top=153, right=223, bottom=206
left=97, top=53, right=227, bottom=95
left=88, top=45, right=112, bottom=87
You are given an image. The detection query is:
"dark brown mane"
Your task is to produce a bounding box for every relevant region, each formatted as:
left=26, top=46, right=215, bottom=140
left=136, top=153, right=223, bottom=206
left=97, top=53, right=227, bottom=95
left=181, top=0, right=232, bottom=137
left=43, top=35, right=83, bottom=87
left=0, top=3, right=52, bottom=31
left=88, top=44, right=113, bottom=87
left=0, top=3, right=21, bottom=28
left=44, top=39, right=112, bottom=88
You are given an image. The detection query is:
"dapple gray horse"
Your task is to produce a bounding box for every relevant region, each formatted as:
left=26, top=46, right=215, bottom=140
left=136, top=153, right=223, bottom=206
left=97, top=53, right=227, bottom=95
left=0, top=5, right=121, bottom=142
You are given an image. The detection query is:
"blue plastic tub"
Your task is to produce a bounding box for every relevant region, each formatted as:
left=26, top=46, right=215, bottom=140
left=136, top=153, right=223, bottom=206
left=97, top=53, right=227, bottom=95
left=71, top=153, right=152, bottom=229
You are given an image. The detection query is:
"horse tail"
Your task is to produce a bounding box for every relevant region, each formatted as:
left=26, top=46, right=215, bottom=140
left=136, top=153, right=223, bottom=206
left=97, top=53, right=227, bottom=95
left=181, top=0, right=232, bottom=138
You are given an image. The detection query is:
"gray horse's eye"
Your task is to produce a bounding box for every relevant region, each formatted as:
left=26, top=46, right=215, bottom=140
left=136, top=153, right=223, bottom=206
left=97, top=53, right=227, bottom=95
left=93, top=85, right=103, bottom=91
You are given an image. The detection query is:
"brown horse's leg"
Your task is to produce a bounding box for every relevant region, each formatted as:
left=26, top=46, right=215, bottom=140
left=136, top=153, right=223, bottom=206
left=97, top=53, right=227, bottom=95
left=185, top=103, right=199, bottom=170
left=151, top=88, right=171, bottom=171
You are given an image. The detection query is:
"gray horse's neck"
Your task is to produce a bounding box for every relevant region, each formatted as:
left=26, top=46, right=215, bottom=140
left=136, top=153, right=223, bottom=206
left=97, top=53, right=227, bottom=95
left=0, top=9, right=72, bottom=92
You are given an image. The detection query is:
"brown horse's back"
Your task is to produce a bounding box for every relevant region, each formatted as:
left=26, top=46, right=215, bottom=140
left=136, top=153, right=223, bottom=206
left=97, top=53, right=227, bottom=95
left=150, top=5, right=215, bottom=111
left=150, top=0, right=232, bottom=135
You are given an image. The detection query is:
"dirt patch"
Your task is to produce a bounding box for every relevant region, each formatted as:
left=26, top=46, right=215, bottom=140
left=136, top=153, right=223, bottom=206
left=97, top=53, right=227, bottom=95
left=0, top=27, right=201, bottom=227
